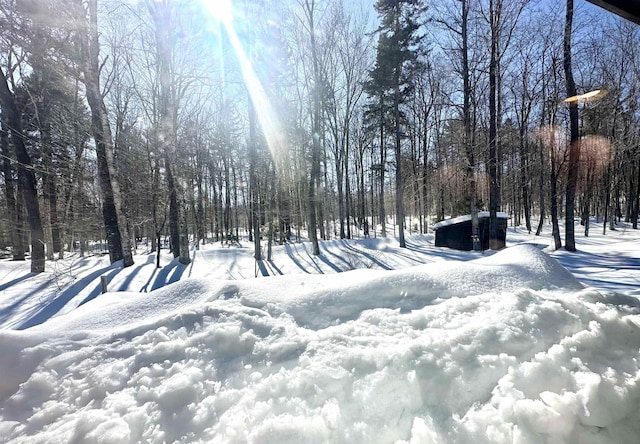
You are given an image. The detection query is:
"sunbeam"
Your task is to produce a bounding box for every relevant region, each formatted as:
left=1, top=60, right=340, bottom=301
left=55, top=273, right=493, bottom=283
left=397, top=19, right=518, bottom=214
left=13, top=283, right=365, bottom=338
left=201, top=0, right=286, bottom=169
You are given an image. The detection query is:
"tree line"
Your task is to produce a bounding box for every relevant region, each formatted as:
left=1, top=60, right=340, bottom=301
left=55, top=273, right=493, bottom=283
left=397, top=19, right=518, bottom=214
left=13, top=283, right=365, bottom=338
left=0, top=0, right=638, bottom=273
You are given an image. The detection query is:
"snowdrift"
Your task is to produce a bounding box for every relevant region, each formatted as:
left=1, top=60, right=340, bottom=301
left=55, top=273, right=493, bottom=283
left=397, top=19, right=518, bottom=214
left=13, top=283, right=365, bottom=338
left=1, top=245, right=639, bottom=443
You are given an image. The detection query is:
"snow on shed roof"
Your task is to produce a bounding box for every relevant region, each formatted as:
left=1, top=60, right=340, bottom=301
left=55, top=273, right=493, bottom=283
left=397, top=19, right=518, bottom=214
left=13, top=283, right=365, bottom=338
left=432, top=211, right=510, bottom=230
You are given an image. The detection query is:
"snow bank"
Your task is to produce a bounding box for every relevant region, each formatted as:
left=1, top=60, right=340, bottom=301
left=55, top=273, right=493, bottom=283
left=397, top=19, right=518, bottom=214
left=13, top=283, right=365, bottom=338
left=41, top=244, right=583, bottom=333
left=1, top=245, right=639, bottom=443
left=236, top=244, right=584, bottom=331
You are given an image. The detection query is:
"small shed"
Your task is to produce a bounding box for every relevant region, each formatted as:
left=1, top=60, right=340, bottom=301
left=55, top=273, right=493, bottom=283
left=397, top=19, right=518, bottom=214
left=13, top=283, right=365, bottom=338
left=432, top=212, right=510, bottom=251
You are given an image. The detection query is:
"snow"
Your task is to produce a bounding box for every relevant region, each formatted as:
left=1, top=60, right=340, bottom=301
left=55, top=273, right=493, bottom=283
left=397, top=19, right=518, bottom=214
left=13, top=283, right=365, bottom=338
left=1, top=221, right=640, bottom=443
left=432, top=211, right=510, bottom=229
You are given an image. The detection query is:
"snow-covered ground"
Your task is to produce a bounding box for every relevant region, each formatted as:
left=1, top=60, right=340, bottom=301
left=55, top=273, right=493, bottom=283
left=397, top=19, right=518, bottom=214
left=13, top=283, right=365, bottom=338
left=0, top=221, right=639, bottom=443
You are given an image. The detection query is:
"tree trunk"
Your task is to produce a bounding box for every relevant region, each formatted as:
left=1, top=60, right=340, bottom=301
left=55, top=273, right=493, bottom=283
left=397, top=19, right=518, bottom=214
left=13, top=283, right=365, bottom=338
left=378, top=104, right=386, bottom=237
left=150, top=0, right=182, bottom=262
left=633, top=156, right=640, bottom=229
left=0, top=113, right=25, bottom=260
left=61, top=79, right=85, bottom=256
left=488, top=0, right=501, bottom=250
left=357, top=141, right=367, bottom=237
left=345, top=150, right=352, bottom=239
left=249, top=98, right=262, bottom=259
left=33, top=78, right=63, bottom=259
left=0, top=67, right=45, bottom=272
left=394, top=89, right=405, bottom=248
left=563, top=0, right=580, bottom=252
left=550, top=166, right=562, bottom=250
left=520, top=136, right=532, bottom=233
left=422, top=109, right=432, bottom=232
left=305, top=0, right=321, bottom=256
left=462, top=0, right=480, bottom=251
left=179, top=197, right=190, bottom=265
left=78, top=0, right=133, bottom=266
left=336, top=155, right=346, bottom=239
left=41, top=126, right=56, bottom=261
left=392, top=8, right=406, bottom=248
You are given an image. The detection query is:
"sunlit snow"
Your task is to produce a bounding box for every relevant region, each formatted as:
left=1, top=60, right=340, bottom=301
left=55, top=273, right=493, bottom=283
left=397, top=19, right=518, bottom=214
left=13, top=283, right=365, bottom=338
left=1, top=223, right=639, bottom=443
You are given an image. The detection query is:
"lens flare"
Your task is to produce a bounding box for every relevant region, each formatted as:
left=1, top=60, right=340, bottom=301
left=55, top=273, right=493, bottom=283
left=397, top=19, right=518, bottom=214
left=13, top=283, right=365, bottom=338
left=536, top=125, right=567, bottom=163
left=580, top=134, right=613, bottom=171
left=201, top=0, right=286, bottom=170
left=204, top=0, right=233, bottom=25
left=563, top=89, right=608, bottom=104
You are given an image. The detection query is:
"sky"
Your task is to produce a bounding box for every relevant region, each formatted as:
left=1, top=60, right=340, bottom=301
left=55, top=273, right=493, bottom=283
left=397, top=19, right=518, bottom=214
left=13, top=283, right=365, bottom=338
left=1, top=220, right=639, bottom=442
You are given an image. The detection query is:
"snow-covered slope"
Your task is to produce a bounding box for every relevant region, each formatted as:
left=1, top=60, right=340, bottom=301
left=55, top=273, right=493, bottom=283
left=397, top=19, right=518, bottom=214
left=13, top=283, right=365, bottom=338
left=40, top=244, right=581, bottom=332
left=1, top=245, right=639, bottom=443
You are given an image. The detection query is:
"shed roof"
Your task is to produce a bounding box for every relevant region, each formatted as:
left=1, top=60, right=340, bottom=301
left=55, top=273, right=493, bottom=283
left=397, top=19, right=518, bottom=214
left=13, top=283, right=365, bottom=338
left=432, top=212, right=510, bottom=230
left=586, top=0, right=640, bottom=25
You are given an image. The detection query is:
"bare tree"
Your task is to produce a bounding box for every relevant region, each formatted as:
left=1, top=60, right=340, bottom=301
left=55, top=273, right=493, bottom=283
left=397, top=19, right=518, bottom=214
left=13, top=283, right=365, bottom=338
left=296, top=0, right=323, bottom=256
left=563, top=0, right=580, bottom=252
left=324, top=2, right=372, bottom=240
left=484, top=0, right=528, bottom=249
left=461, top=0, right=481, bottom=250
left=74, top=0, right=133, bottom=266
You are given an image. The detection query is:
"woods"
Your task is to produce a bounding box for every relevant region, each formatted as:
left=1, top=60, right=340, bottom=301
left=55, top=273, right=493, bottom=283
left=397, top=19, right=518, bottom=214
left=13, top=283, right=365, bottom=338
left=0, top=0, right=639, bottom=272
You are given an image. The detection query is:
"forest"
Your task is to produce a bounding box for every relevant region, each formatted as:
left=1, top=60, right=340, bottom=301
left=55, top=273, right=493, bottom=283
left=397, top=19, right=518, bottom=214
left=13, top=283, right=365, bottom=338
left=0, top=0, right=638, bottom=273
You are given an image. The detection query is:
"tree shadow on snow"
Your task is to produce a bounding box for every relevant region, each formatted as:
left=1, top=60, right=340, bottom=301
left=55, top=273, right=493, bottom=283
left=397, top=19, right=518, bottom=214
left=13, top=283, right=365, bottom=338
left=150, top=259, right=188, bottom=291
left=266, top=261, right=284, bottom=275
left=388, top=248, right=427, bottom=266
left=0, top=273, right=33, bottom=292
left=548, top=248, right=640, bottom=294
left=341, top=241, right=392, bottom=270
left=255, top=260, right=270, bottom=276
left=284, top=243, right=312, bottom=274
left=16, top=264, right=120, bottom=330
left=300, top=243, right=325, bottom=273
left=404, top=239, right=482, bottom=262
left=321, top=245, right=358, bottom=270
left=116, top=254, right=155, bottom=291
left=556, top=249, right=640, bottom=270
left=0, top=283, right=38, bottom=327
left=316, top=253, right=342, bottom=272
left=77, top=268, right=121, bottom=307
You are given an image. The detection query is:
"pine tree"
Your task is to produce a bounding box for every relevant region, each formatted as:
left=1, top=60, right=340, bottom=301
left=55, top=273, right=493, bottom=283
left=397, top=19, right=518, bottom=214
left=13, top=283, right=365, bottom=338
left=0, top=68, right=46, bottom=273
left=365, top=0, right=423, bottom=247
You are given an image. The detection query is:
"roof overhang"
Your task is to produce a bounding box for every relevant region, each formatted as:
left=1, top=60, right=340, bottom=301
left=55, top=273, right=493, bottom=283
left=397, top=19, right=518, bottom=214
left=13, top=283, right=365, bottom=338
left=432, top=212, right=510, bottom=230
left=585, top=0, right=640, bottom=25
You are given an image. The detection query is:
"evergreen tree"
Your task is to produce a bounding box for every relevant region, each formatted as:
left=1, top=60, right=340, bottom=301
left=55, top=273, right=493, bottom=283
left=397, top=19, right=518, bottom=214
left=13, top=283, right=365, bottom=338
left=365, top=0, right=423, bottom=247
left=0, top=68, right=46, bottom=272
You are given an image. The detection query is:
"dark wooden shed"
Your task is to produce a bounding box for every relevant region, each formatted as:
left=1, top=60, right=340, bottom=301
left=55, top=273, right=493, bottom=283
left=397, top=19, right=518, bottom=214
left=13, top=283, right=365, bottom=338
left=433, top=212, right=510, bottom=251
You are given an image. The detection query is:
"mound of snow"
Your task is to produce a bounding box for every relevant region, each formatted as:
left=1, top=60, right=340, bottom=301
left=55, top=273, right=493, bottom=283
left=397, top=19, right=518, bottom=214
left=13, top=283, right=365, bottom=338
left=2, top=245, right=639, bottom=443
left=237, top=244, right=584, bottom=330
left=33, top=279, right=242, bottom=333
left=42, top=244, right=581, bottom=333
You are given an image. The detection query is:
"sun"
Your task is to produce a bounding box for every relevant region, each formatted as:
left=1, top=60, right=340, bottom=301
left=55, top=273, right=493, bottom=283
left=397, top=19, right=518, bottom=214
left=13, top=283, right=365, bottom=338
left=202, top=0, right=234, bottom=25
left=201, top=0, right=286, bottom=172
